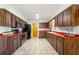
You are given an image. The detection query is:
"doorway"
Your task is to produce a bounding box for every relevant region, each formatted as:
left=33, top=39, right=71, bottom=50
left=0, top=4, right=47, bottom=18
left=32, top=23, right=39, bottom=38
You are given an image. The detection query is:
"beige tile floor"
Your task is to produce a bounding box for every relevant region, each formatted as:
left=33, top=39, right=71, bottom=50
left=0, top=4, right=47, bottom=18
left=13, top=38, right=58, bottom=55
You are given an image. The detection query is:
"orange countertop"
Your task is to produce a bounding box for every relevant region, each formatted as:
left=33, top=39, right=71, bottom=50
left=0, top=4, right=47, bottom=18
left=48, top=31, right=79, bottom=38
left=0, top=33, right=19, bottom=37
left=39, top=30, right=50, bottom=32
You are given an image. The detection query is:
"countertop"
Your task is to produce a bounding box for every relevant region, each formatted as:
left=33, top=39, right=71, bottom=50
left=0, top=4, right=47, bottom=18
left=39, top=29, right=50, bottom=32
left=48, top=31, right=79, bottom=38
left=0, top=33, right=19, bottom=37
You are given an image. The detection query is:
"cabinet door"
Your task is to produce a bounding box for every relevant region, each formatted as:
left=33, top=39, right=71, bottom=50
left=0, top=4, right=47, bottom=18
left=52, top=35, right=56, bottom=50
left=0, top=9, right=6, bottom=26
left=57, top=13, right=63, bottom=27
left=0, top=37, right=7, bottom=55
left=13, top=36, right=18, bottom=52
left=56, top=37, right=63, bottom=55
left=11, top=14, right=16, bottom=27
left=6, top=11, right=12, bottom=27
left=21, top=20, right=24, bottom=28
left=71, top=5, right=79, bottom=26
left=54, top=16, right=58, bottom=27
left=63, top=7, right=71, bottom=26
left=7, top=37, right=14, bottom=55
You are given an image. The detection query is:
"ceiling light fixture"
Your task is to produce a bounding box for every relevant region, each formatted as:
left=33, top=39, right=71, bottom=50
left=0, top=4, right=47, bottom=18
left=35, top=13, right=39, bottom=19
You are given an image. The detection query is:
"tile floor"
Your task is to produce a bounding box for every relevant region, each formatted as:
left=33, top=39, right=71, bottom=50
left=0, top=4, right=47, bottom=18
left=13, top=38, right=58, bottom=55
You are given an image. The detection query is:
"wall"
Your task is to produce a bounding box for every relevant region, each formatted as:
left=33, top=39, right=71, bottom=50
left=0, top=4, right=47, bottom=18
left=51, top=26, right=79, bottom=34
left=0, top=26, right=11, bottom=33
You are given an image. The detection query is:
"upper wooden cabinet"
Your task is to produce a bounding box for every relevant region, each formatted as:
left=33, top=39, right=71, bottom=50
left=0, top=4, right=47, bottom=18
left=6, top=11, right=12, bottom=27
left=57, top=13, right=63, bottom=27
left=0, top=9, right=11, bottom=27
left=71, top=5, right=79, bottom=26
left=21, top=20, right=27, bottom=28
left=54, top=16, right=58, bottom=27
left=62, top=7, right=71, bottom=26
left=39, top=22, right=49, bottom=28
left=0, top=9, right=27, bottom=27
left=54, top=5, right=79, bottom=27
left=11, top=14, right=16, bottom=28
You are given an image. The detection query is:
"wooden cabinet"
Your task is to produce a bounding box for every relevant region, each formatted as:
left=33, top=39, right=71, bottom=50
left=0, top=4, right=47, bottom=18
left=0, top=9, right=27, bottom=27
left=7, top=36, right=14, bottom=55
left=20, top=20, right=26, bottom=28
left=13, top=36, right=18, bottom=52
left=22, top=21, right=27, bottom=28
left=52, top=35, right=56, bottom=50
left=64, top=38, right=77, bottom=55
left=57, top=13, right=63, bottom=27
left=53, top=5, right=79, bottom=27
left=56, top=37, right=64, bottom=55
left=54, top=7, right=71, bottom=27
left=0, top=9, right=6, bottom=26
left=39, top=31, right=47, bottom=38
left=0, top=34, right=21, bottom=55
left=71, top=5, right=79, bottom=26
left=46, top=32, right=79, bottom=55
left=63, top=7, right=71, bottom=26
left=46, top=33, right=56, bottom=50
left=54, top=17, right=58, bottom=27
left=11, top=14, right=16, bottom=28
left=39, top=22, right=49, bottom=28
left=0, top=36, right=7, bottom=55
left=6, top=11, right=12, bottom=27
left=0, top=9, right=12, bottom=27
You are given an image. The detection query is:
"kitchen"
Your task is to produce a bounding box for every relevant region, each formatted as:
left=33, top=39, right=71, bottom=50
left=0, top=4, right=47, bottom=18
left=0, top=4, right=79, bottom=55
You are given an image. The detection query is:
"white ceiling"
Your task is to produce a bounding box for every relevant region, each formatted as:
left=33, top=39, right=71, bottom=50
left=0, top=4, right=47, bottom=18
left=9, top=4, right=71, bottom=23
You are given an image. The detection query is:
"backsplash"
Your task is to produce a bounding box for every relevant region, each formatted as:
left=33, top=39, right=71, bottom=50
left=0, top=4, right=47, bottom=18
left=0, top=26, right=11, bottom=33
left=51, top=26, right=79, bottom=34
left=0, top=26, right=22, bottom=33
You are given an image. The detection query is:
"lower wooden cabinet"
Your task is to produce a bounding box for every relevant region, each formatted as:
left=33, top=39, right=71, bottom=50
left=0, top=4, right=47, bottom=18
left=0, top=34, right=21, bottom=55
left=0, top=36, right=7, bottom=55
left=46, top=32, right=79, bottom=55
left=56, top=37, right=64, bottom=55
left=39, top=31, right=47, bottom=38
left=7, top=37, right=14, bottom=55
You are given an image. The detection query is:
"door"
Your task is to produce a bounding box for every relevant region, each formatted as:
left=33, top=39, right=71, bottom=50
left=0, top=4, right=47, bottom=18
left=32, top=23, right=39, bottom=38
